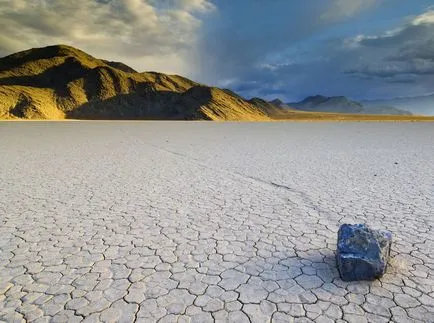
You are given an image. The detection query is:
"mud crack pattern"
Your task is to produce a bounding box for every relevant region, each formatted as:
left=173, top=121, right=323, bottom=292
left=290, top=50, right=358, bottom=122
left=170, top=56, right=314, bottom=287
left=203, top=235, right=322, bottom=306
left=0, top=122, right=433, bottom=323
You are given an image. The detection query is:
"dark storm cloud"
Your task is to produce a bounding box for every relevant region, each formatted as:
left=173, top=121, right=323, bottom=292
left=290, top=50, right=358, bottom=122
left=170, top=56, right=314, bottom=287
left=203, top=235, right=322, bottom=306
left=212, top=6, right=434, bottom=101
left=344, top=10, right=434, bottom=79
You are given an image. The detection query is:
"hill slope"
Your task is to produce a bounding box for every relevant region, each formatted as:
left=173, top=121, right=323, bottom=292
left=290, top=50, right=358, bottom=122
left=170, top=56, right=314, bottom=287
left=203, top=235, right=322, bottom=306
left=0, top=45, right=270, bottom=120
left=289, top=95, right=411, bottom=115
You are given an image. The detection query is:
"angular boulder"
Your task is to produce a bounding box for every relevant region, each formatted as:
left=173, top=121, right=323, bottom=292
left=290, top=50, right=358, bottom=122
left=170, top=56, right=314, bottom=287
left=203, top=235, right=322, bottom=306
left=336, top=224, right=392, bottom=281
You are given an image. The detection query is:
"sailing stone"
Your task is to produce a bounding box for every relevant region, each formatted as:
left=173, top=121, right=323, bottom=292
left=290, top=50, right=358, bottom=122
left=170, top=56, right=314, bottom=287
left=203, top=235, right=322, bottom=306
left=336, top=224, right=392, bottom=281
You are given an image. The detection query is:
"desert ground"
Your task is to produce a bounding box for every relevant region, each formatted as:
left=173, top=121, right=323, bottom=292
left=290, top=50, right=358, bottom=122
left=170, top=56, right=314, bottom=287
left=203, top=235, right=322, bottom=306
left=0, top=121, right=433, bottom=323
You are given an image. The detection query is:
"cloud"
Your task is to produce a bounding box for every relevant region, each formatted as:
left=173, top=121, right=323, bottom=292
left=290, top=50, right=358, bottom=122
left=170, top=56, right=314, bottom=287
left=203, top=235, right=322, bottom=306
left=218, top=6, right=434, bottom=102
left=345, top=10, right=434, bottom=78
left=412, top=9, right=434, bottom=25
left=347, top=59, right=434, bottom=78
left=0, top=0, right=214, bottom=75
left=196, top=1, right=339, bottom=85
left=321, top=0, right=380, bottom=21
left=195, top=0, right=387, bottom=96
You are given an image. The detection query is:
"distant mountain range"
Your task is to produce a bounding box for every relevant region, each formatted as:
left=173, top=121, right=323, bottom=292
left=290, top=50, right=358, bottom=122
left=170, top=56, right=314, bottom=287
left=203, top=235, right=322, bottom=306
left=0, top=45, right=430, bottom=120
left=286, top=95, right=412, bottom=115
left=363, top=95, right=434, bottom=116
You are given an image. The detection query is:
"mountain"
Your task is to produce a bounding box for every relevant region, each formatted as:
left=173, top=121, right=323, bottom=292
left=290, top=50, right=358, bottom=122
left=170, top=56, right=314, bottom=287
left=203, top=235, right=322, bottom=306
left=289, top=95, right=364, bottom=113
left=269, top=99, right=294, bottom=110
left=0, top=45, right=426, bottom=120
left=102, top=60, right=138, bottom=73
left=0, top=45, right=271, bottom=120
left=288, top=95, right=412, bottom=115
left=363, top=95, right=434, bottom=116
left=248, top=98, right=287, bottom=116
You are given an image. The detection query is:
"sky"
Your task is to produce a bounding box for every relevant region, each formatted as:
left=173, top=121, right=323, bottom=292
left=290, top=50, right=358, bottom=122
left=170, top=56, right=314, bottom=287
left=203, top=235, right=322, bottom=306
left=0, top=0, right=433, bottom=101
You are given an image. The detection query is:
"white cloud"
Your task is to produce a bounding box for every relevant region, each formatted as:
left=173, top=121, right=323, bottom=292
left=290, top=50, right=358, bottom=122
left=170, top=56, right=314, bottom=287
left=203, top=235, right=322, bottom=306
left=411, top=9, right=434, bottom=25
left=342, top=27, right=403, bottom=49
left=346, top=9, right=434, bottom=46
left=321, top=0, right=380, bottom=21
left=0, top=0, right=215, bottom=75
left=176, top=0, right=215, bottom=12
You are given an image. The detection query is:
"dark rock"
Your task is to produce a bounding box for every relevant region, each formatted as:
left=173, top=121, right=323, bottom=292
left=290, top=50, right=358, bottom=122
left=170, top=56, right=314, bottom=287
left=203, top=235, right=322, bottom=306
left=336, top=224, right=392, bottom=281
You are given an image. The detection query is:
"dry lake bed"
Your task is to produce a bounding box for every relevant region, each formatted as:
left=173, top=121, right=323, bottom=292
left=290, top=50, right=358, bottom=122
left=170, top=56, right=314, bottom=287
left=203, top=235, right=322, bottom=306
left=0, top=121, right=433, bottom=323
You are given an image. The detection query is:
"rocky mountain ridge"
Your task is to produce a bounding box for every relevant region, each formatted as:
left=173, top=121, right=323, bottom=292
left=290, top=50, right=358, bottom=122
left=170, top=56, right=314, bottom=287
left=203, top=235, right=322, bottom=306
left=0, top=45, right=273, bottom=120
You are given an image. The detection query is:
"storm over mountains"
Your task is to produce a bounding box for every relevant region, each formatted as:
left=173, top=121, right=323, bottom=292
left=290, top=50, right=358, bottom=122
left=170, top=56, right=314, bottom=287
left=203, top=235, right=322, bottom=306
left=0, top=0, right=433, bottom=104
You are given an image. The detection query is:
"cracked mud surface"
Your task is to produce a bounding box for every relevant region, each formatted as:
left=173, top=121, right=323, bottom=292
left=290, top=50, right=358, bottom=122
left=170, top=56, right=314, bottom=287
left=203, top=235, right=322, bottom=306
left=0, top=121, right=433, bottom=323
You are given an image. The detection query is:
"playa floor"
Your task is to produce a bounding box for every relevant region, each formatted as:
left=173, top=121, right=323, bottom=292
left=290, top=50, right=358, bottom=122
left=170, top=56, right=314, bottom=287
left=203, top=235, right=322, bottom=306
left=0, top=121, right=433, bottom=322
